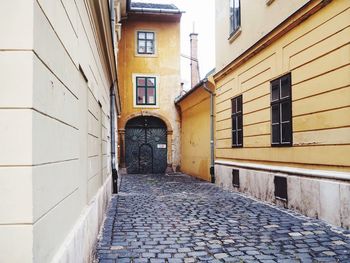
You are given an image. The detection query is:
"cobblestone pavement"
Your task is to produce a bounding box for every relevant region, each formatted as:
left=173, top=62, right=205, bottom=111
left=96, top=174, right=350, bottom=263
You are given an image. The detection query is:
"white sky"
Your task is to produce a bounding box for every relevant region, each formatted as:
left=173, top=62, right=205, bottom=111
left=133, top=0, right=216, bottom=90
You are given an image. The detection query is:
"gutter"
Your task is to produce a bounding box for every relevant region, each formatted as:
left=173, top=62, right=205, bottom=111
left=202, top=80, right=216, bottom=183
left=109, top=0, right=119, bottom=193
left=109, top=0, right=122, bottom=115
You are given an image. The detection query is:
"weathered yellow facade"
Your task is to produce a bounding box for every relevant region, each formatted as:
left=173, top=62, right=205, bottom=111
left=118, top=12, right=182, bottom=171
left=176, top=80, right=215, bottom=181
left=215, top=0, right=350, bottom=171
left=214, top=0, right=350, bottom=228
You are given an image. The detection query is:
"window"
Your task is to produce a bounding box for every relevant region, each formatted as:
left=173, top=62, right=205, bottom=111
left=229, top=0, right=241, bottom=35
left=271, top=73, right=292, bottom=146
left=232, top=169, right=240, bottom=188
left=137, top=31, right=155, bottom=54
left=274, top=176, right=288, bottom=201
left=231, top=95, right=243, bottom=147
left=136, top=77, right=156, bottom=105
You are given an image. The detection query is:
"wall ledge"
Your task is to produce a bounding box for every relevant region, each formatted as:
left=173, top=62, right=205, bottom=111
left=214, top=0, right=331, bottom=82
left=215, top=160, right=350, bottom=181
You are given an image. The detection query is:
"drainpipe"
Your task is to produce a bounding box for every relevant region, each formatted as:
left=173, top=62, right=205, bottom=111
left=201, top=79, right=215, bottom=183
left=110, top=84, right=118, bottom=193
left=110, top=0, right=118, bottom=193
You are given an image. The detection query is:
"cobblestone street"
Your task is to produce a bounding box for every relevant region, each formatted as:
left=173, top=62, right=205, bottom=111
left=96, top=174, right=350, bottom=263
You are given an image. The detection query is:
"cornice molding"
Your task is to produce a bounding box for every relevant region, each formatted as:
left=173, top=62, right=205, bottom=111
left=214, top=0, right=332, bottom=82
left=215, top=159, right=350, bottom=181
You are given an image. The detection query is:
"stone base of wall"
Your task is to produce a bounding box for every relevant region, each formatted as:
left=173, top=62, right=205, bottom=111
left=215, top=163, right=350, bottom=229
left=51, top=176, right=112, bottom=263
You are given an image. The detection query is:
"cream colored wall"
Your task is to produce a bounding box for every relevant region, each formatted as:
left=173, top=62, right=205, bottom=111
left=0, top=0, right=34, bottom=261
left=215, top=0, right=310, bottom=71
left=214, top=0, right=350, bottom=171
left=178, top=88, right=211, bottom=181
left=0, top=0, right=117, bottom=262
left=118, top=17, right=182, bottom=169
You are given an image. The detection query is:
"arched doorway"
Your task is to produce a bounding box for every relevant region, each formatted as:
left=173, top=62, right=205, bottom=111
left=125, top=116, right=167, bottom=174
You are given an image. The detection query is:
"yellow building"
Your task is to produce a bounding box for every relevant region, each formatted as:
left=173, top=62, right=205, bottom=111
left=175, top=77, right=215, bottom=182
left=117, top=2, right=182, bottom=173
left=214, top=0, right=350, bottom=228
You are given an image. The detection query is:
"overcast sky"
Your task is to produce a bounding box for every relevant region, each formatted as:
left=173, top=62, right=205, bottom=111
left=133, top=0, right=216, bottom=90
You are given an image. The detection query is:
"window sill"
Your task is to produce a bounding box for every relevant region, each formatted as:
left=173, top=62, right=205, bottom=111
left=228, top=27, right=242, bottom=43
left=275, top=196, right=287, bottom=202
left=135, top=53, right=158, bottom=58
left=133, top=105, right=159, bottom=109
left=271, top=143, right=293, bottom=147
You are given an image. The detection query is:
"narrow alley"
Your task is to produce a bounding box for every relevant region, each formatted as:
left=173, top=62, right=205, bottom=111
left=1, top=1, right=350, bottom=262
left=96, top=174, right=350, bottom=263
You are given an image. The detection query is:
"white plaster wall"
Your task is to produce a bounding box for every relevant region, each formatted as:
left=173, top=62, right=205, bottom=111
left=51, top=176, right=112, bottom=263
left=215, top=0, right=310, bottom=71
left=0, top=1, right=35, bottom=261
left=0, top=226, right=33, bottom=262
left=0, top=0, right=116, bottom=262
left=215, top=164, right=350, bottom=229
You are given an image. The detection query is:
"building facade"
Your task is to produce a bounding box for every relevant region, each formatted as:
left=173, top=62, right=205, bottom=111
left=214, top=0, right=350, bottom=228
left=175, top=78, right=215, bottom=182
left=0, top=0, right=123, bottom=262
left=117, top=2, right=182, bottom=173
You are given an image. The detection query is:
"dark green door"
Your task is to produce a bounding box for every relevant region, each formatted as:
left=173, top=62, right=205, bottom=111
left=125, top=116, right=167, bottom=174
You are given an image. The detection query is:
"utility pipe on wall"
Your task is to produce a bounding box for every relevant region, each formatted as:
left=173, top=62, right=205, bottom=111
left=202, top=79, right=215, bottom=183
left=110, top=85, right=116, bottom=171
left=109, top=0, right=118, bottom=193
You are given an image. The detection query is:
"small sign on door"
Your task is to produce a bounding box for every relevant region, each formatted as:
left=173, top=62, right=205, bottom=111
left=157, top=144, right=166, bottom=149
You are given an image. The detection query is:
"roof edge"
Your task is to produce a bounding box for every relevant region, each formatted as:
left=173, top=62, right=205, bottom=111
left=175, top=78, right=208, bottom=105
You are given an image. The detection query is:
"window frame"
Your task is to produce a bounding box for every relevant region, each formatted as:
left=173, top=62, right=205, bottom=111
left=274, top=176, right=288, bottom=201
left=232, top=169, right=240, bottom=188
left=231, top=95, right=243, bottom=148
left=229, top=0, right=241, bottom=36
left=270, top=73, right=293, bottom=147
left=135, top=76, right=157, bottom=106
left=137, top=31, right=155, bottom=55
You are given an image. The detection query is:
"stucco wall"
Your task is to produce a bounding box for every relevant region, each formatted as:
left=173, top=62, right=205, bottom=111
left=214, top=0, right=350, bottom=171
left=118, top=16, right=182, bottom=169
left=213, top=0, right=350, bottom=227
left=178, top=88, right=211, bottom=181
left=215, top=0, right=310, bottom=71
left=215, top=164, right=350, bottom=229
left=0, top=0, right=117, bottom=262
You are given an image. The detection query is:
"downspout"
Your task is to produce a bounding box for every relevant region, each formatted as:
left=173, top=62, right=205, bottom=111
left=110, top=83, right=118, bottom=193
left=110, top=0, right=118, bottom=193
left=202, top=79, right=215, bottom=183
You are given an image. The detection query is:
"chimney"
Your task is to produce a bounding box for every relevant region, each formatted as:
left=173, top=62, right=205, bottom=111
left=190, top=32, right=200, bottom=88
